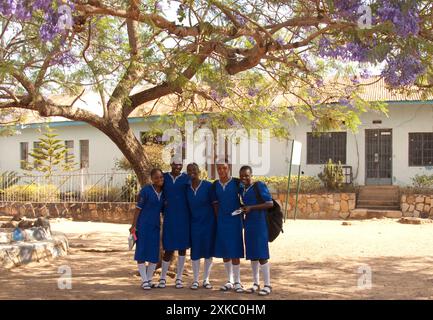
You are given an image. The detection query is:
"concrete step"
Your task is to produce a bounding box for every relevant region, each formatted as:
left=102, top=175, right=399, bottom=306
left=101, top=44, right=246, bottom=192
left=358, top=194, right=400, bottom=202
left=350, top=209, right=402, bottom=219
left=357, top=199, right=400, bottom=207
left=356, top=205, right=401, bottom=210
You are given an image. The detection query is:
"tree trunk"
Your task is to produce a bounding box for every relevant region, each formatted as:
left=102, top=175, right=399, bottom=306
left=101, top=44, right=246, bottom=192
left=98, top=120, right=150, bottom=186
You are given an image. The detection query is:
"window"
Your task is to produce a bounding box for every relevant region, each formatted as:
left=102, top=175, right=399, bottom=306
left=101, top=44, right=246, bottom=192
left=307, top=132, right=347, bottom=164
left=409, top=133, right=433, bottom=166
left=20, top=142, right=29, bottom=169
left=65, top=140, right=74, bottom=163
left=79, top=140, right=89, bottom=169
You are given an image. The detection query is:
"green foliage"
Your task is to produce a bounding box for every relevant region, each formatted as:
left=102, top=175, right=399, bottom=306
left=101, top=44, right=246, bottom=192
left=411, top=174, right=433, bottom=189
left=83, top=186, right=122, bottom=202
left=255, top=175, right=323, bottom=194
left=318, top=159, right=345, bottom=190
left=25, top=127, right=77, bottom=177
left=3, top=184, right=60, bottom=202
left=120, top=174, right=140, bottom=202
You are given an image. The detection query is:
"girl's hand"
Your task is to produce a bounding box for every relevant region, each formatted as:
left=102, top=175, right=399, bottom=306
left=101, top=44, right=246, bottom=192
left=241, top=206, right=251, bottom=214
left=129, top=225, right=136, bottom=234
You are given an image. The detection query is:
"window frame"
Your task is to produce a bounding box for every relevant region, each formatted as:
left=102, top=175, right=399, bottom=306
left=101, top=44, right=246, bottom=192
left=408, top=132, right=433, bottom=167
left=306, top=132, right=347, bottom=165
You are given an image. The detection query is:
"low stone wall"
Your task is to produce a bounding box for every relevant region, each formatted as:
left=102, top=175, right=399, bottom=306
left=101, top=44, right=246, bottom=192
left=0, top=202, right=135, bottom=224
left=1, top=193, right=357, bottom=223
left=401, top=194, right=433, bottom=218
left=272, top=192, right=356, bottom=219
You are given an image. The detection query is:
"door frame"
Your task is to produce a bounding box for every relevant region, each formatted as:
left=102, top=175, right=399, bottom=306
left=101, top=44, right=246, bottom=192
left=364, top=128, right=393, bottom=185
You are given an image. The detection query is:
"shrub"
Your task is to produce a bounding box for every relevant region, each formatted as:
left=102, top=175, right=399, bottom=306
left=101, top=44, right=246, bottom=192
left=83, top=186, right=122, bottom=202
left=256, top=175, right=323, bottom=194
left=411, top=174, right=433, bottom=189
left=318, top=159, right=344, bottom=190
left=2, top=184, right=60, bottom=202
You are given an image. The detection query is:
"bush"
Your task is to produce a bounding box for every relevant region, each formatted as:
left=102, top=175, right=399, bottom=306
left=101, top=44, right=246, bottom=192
left=318, top=159, right=344, bottom=190
left=256, top=175, right=323, bottom=194
left=83, top=186, right=122, bottom=202
left=2, top=184, right=60, bottom=202
left=411, top=174, right=433, bottom=189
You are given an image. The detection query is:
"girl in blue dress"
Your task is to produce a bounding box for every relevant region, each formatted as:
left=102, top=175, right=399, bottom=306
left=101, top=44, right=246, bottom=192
left=157, top=160, right=191, bottom=289
left=186, top=163, right=216, bottom=290
left=239, top=165, right=274, bottom=296
left=213, top=162, right=245, bottom=293
left=130, top=168, right=164, bottom=290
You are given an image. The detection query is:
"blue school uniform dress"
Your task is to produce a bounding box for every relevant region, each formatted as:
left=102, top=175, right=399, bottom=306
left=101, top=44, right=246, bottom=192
left=134, top=184, right=164, bottom=263
left=240, top=181, right=272, bottom=260
left=213, top=178, right=244, bottom=259
left=186, top=180, right=216, bottom=260
left=162, top=172, right=191, bottom=251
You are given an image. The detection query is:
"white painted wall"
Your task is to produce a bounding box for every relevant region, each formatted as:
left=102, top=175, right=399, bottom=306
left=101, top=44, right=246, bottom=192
left=1, top=102, right=433, bottom=185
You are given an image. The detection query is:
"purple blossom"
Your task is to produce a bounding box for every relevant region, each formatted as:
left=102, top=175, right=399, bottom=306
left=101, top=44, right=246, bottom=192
left=377, top=0, right=419, bottom=37
left=332, top=0, right=364, bottom=21
left=247, top=87, right=259, bottom=97
left=360, top=69, right=371, bottom=79
left=318, top=37, right=370, bottom=62
left=338, top=98, right=352, bottom=108
left=382, top=54, right=425, bottom=87
left=155, top=2, right=162, bottom=10
left=315, top=79, right=324, bottom=87
left=226, top=117, right=235, bottom=126
left=0, top=0, right=16, bottom=16
left=350, top=76, right=360, bottom=84
left=34, top=0, right=53, bottom=11
left=235, top=14, right=247, bottom=26
left=275, top=37, right=285, bottom=46
left=51, top=51, right=78, bottom=66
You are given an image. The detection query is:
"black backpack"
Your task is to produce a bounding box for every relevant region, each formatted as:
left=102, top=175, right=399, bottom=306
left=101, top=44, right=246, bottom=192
left=252, top=182, right=284, bottom=242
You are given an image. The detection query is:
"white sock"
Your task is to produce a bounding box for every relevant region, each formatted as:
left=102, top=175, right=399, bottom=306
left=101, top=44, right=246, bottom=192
left=203, top=258, right=213, bottom=283
left=147, top=263, right=157, bottom=283
left=224, top=261, right=233, bottom=283
left=192, top=259, right=200, bottom=283
left=251, top=260, right=260, bottom=284
left=138, top=263, right=147, bottom=283
left=161, top=260, right=170, bottom=280
left=260, top=262, right=271, bottom=286
left=233, top=264, right=241, bottom=284
left=177, top=255, right=186, bottom=281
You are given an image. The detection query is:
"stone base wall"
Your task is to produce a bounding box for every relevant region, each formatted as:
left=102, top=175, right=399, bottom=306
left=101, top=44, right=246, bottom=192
left=0, top=202, right=135, bottom=224
left=272, top=193, right=356, bottom=219
left=1, top=193, right=358, bottom=223
left=401, top=194, right=433, bottom=218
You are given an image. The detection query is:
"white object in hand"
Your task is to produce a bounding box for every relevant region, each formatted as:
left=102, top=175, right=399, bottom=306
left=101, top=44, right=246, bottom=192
left=231, top=209, right=243, bottom=216
left=128, top=234, right=136, bottom=250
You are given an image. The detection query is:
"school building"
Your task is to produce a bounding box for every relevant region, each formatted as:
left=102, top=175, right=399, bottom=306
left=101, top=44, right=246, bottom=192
left=0, top=78, right=432, bottom=186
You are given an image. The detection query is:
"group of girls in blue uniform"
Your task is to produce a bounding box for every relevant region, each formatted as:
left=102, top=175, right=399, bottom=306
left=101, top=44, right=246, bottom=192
left=130, top=161, right=274, bottom=296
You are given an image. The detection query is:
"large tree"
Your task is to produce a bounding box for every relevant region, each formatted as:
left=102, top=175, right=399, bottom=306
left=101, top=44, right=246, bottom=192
left=1, top=0, right=432, bottom=184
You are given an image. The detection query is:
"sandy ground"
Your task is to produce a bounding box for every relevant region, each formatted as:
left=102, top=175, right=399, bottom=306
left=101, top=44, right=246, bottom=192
left=1, top=218, right=433, bottom=300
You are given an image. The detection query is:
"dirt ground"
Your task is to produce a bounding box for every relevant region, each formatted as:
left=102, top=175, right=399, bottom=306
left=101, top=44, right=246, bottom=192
left=1, top=218, right=433, bottom=300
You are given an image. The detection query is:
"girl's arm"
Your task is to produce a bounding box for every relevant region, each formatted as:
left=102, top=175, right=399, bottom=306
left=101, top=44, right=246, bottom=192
left=242, top=202, right=273, bottom=214
left=130, top=208, right=140, bottom=233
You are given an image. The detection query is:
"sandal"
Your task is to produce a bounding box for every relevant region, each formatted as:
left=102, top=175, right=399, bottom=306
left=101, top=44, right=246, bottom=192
left=245, top=283, right=260, bottom=294
left=156, top=278, right=166, bottom=288
left=141, top=281, right=151, bottom=290
left=219, top=282, right=233, bottom=292
left=258, top=285, right=272, bottom=296
left=203, top=280, right=213, bottom=289
left=175, top=279, right=184, bottom=289
left=190, top=281, right=199, bottom=290
left=234, top=282, right=244, bottom=293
